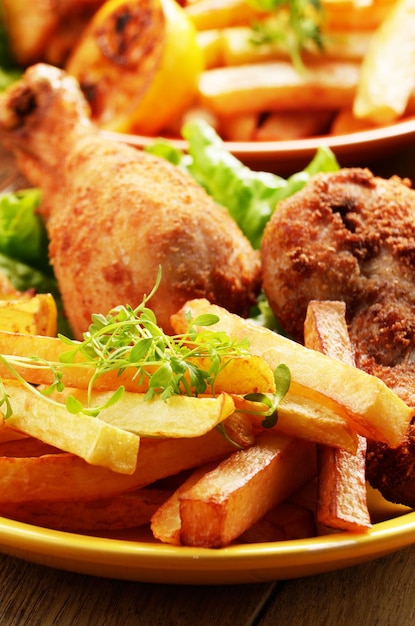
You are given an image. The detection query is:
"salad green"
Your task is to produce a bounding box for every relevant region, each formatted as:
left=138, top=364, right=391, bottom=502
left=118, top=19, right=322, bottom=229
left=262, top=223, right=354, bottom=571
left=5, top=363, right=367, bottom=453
left=147, top=118, right=340, bottom=249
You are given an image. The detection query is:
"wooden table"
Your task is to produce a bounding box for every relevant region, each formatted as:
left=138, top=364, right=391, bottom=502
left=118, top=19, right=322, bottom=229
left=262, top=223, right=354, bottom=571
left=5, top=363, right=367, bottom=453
left=1, top=140, right=415, bottom=626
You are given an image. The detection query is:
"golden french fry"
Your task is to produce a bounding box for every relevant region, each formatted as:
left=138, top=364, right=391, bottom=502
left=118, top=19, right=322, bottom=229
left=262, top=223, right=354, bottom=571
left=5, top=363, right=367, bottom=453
left=0, top=487, right=171, bottom=531
left=322, top=0, right=395, bottom=31
left=3, top=380, right=140, bottom=474
left=219, top=111, right=258, bottom=141
left=0, top=330, right=275, bottom=395
left=238, top=501, right=317, bottom=543
left=233, top=394, right=358, bottom=453
left=0, top=428, right=236, bottom=504
left=329, top=108, right=381, bottom=135
left=0, top=293, right=57, bottom=336
left=0, top=436, right=59, bottom=457
left=317, top=437, right=370, bottom=532
left=0, top=407, right=31, bottom=443
left=304, top=300, right=371, bottom=532
left=172, top=299, right=413, bottom=447
left=151, top=463, right=215, bottom=545
left=253, top=111, right=334, bottom=141
left=48, top=386, right=236, bottom=438
left=198, top=60, right=361, bottom=117
left=0, top=425, right=28, bottom=444
left=354, top=0, right=415, bottom=124
left=179, top=431, right=316, bottom=548
left=205, top=26, right=372, bottom=68
left=185, top=0, right=261, bottom=31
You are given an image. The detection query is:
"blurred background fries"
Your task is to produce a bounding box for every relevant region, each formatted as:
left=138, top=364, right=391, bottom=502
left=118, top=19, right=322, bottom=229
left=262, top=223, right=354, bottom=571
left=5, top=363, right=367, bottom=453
left=1, top=0, right=415, bottom=142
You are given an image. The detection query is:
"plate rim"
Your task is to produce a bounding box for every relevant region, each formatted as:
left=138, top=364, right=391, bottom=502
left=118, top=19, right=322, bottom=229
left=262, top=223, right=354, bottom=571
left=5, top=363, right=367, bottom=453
left=101, top=115, right=415, bottom=159
left=0, top=508, right=414, bottom=583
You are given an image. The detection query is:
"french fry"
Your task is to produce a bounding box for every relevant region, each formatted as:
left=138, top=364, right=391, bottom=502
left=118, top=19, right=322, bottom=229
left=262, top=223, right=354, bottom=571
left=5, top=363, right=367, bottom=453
left=353, top=0, right=415, bottom=124
left=0, top=425, right=28, bottom=443
left=0, top=293, right=57, bottom=336
left=0, top=428, right=236, bottom=504
left=233, top=394, right=358, bottom=453
left=238, top=501, right=317, bottom=543
left=0, top=436, right=60, bottom=457
left=0, top=330, right=275, bottom=395
left=218, top=111, right=258, bottom=141
left=329, top=108, right=381, bottom=135
left=46, top=386, right=236, bottom=438
left=3, top=380, right=140, bottom=474
left=253, top=110, right=334, bottom=141
left=151, top=463, right=216, bottom=545
left=179, top=431, right=317, bottom=548
left=316, top=438, right=370, bottom=532
left=304, top=300, right=371, bottom=532
left=185, top=0, right=262, bottom=31
left=198, top=60, right=361, bottom=117
left=0, top=487, right=171, bottom=531
left=322, top=0, right=396, bottom=32
left=172, top=299, right=413, bottom=447
left=201, top=26, right=372, bottom=69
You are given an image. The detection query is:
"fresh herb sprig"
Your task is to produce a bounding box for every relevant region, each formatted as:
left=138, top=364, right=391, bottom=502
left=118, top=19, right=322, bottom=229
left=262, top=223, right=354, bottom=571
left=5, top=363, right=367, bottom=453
left=246, top=0, right=325, bottom=71
left=0, top=270, right=291, bottom=429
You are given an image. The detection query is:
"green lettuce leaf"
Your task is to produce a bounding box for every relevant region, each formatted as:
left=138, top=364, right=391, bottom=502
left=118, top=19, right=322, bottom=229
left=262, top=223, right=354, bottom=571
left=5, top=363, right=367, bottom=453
left=147, top=119, right=340, bottom=249
left=0, top=188, right=50, bottom=271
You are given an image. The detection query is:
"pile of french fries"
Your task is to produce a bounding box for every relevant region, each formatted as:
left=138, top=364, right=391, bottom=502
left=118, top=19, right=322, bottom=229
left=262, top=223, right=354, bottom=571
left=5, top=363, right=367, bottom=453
left=0, top=284, right=412, bottom=548
left=179, top=0, right=415, bottom=141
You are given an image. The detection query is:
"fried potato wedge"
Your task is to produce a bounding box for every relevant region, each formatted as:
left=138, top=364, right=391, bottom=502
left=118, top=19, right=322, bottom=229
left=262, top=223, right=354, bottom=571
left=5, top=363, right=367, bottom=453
left=179, top=431, right=317, bottom=548
left=172, top=300, right=413, bottom=447
left=304, top=300, right=371, bottom=532
left=0, top=429, right=236, bottom=504
left=0, top=331, right=275, bottom=395
left=3, top=380, right=140, bottom=474
left=0, top=487, right=171, bottom=532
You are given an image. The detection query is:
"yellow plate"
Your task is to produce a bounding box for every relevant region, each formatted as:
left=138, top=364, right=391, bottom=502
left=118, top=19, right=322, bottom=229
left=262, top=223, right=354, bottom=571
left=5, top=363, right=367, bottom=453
left=102, top=116, right=415, bottom=176
left=0, top=494, right=413, bottom=585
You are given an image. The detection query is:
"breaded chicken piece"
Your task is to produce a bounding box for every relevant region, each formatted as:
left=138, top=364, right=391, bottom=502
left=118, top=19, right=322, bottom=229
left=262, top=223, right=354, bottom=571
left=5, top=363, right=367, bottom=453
left=0, top=64, right=261, bottom=338
left=261, top=168, right=415, bottom=506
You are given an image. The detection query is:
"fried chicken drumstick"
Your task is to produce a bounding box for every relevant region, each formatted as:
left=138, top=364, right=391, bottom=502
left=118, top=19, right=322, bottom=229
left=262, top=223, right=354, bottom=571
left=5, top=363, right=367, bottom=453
left=261, top=167, right=415, bottom=507
left=0, top=63, right=261, bottom=338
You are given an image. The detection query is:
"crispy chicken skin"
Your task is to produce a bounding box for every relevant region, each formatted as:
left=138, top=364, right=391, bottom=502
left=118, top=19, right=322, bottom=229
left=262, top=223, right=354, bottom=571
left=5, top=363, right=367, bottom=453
left=0, top=63, right=261, bottom=338
left=261, top=167, right=415, bottom=506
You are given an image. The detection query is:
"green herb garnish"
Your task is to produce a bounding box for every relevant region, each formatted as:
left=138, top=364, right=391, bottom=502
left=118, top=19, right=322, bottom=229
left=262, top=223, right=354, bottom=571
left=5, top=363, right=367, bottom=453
left=245, top=0, right=325, bottom=71
left=0, top=269, right=291, bottom=435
